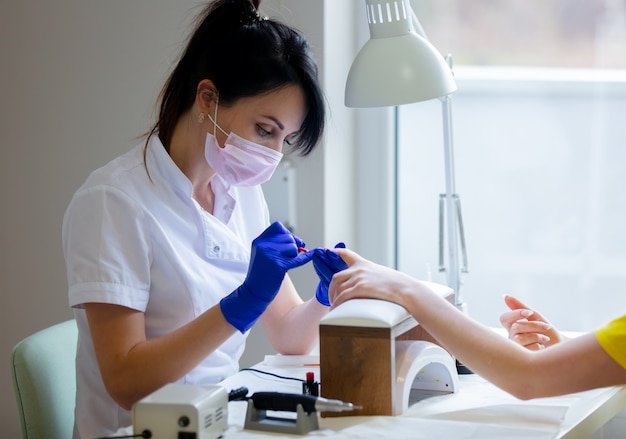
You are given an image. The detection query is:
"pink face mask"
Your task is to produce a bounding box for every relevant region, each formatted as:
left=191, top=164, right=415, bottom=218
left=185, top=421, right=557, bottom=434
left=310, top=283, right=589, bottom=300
left=204, top=100, right=283, bottom=187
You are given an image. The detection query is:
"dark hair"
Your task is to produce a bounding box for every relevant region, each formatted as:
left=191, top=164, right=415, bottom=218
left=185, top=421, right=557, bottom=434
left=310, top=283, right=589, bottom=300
left=147, top=0, right=325, bottom=158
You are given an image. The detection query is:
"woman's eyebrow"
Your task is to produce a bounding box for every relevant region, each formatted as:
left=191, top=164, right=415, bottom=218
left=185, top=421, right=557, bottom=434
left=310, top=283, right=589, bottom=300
left=267, top=116, right=284, bottom=131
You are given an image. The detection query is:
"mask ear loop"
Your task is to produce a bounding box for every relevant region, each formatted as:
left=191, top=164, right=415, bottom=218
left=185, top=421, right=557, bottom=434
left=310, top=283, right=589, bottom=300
left=213, top=94, right=219, bottom=138
left=207, top=93, right=229, bottom=138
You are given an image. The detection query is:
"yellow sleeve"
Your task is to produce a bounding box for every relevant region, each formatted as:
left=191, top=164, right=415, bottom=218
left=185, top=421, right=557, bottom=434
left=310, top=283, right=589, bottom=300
left=596, top=314, right=626, bottom=370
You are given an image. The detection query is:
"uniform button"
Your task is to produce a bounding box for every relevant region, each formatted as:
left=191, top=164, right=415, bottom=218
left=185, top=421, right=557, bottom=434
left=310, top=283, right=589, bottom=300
left=213, top=245, right=220, bottom=253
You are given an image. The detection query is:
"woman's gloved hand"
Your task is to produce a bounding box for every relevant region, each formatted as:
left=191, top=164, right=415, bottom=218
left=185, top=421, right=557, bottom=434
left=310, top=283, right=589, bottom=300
left=312, top=243, right=349, bottom=306
left=220, top=221, right=314, bottom=333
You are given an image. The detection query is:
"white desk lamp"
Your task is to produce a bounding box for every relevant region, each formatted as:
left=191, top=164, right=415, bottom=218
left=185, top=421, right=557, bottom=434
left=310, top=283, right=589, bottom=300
left=346, top=0, right=469, bottom=311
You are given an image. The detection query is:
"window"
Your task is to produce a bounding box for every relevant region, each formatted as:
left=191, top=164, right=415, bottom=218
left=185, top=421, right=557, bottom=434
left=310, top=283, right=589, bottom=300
left=412, top=0, right=626, bottom=69
left=396, top=0, right=626, bottom=331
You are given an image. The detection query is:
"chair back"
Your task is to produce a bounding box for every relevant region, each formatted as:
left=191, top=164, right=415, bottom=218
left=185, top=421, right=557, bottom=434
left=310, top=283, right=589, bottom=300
left=10, top=320, right=78, bottom=439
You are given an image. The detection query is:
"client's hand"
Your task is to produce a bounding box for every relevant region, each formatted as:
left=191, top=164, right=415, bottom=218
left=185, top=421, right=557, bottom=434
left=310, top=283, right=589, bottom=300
left=500, top=295, right=563, bottom=350
left=312, top=243, right=349, bottom=306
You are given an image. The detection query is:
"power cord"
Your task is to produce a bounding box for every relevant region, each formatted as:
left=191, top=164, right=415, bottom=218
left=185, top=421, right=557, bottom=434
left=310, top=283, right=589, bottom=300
left=239, top=367, right=306, bottom=383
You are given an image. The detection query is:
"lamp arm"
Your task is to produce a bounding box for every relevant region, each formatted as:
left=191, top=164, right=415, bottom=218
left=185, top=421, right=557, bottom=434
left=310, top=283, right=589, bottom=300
left=438, top=194, right=469, bottom=276
left=438, top=92, right=468, bottom=313
left=440, top=94, right=460, bottom=294
left=438, top=196, right=445, bottom=272
left=455, top=195, right=469, bottom=274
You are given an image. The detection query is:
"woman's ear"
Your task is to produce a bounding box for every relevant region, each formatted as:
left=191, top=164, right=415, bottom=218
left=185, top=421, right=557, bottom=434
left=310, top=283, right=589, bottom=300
left=196, top=79, right=218, bottom=115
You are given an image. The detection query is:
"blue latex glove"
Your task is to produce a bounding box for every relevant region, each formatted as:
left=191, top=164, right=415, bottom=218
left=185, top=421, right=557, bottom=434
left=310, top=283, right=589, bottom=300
left=220, top=221, right=314, bottom=333
left=312, top=243, right=349, bottom=306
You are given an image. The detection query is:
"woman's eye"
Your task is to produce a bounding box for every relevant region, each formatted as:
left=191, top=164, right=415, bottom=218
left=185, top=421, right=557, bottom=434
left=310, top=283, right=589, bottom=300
left=256, top=125, right=271, bottom=136
left=284, top=133, right=299, bottom=146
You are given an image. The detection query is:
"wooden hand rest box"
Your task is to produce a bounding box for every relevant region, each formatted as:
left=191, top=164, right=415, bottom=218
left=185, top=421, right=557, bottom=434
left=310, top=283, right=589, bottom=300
left=319, top=283, right=458, bottom=417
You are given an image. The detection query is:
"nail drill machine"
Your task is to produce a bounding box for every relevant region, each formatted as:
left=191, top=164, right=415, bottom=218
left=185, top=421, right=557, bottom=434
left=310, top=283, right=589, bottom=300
left=132, top=383, right=228, bottom=439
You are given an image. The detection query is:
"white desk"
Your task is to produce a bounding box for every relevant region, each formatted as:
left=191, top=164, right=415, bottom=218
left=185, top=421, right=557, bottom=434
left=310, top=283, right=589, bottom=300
left=219, top=360, right=626, bottom=439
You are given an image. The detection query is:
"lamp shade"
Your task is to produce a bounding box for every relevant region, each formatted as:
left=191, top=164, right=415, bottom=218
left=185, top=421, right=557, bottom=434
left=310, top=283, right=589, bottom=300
left=345, top=0, right=457, bottom=108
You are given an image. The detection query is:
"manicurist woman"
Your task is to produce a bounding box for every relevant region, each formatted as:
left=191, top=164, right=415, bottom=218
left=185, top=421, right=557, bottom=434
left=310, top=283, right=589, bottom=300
left=62, top=1, right=331, bottom=437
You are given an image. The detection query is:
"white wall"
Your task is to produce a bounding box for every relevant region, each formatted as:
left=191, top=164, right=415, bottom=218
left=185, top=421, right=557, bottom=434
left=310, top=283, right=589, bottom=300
left=0, top=1, right=359, bottom=437
left=1, top=3, right=201, bottom=436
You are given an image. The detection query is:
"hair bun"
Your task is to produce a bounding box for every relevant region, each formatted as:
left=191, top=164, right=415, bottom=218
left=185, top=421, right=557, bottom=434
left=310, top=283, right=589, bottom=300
left=241, top=0, right=266, bottom=25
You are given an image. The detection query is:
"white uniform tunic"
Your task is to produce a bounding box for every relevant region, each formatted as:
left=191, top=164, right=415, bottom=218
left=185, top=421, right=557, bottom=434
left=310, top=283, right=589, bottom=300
left=63, top=135, right=270, bottom=439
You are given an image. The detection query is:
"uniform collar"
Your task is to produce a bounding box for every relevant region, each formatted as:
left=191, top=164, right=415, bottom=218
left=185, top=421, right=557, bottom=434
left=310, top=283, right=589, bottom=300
left=146, top=134, right=236, bottom=223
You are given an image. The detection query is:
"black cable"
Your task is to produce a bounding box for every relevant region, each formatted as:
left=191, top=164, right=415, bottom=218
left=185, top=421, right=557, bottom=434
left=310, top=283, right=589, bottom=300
left=239, top=367, right=306, bottom=383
